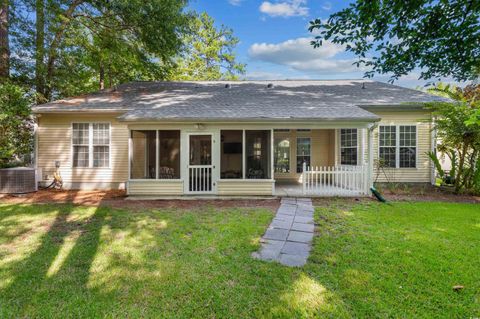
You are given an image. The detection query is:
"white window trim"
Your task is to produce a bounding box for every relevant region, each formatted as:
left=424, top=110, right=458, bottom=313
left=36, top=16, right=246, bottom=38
left=71, top=122, right=111, bottom=169
left=378, top=124, right=418, bottom=169
left=339, top=128, right=359, bottom=166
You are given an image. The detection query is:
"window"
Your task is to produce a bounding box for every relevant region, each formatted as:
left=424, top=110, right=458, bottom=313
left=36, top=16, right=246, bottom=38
left=274, top=137, right=290, bottom=173
left=296, top=137, right=311, bottom=173
left=379, top=125, right=417, bottom=168
left=246, top=130, right=271, bottom=179
left=72, top=123, right=109, bottom=168
left=130, top=130, right=181, bottom=179
left=399, top=126, right=416, bottom=168
left=379, top=126, right=396, bottom=168
left=340, top=129, right=358, bottom=165
left=221, top=130, right=243, bottom=179
left=93, top=123, right=110, bottom=167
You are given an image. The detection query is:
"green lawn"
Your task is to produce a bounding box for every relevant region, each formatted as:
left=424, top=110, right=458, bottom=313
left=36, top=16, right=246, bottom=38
left=0, top=201, right=478, bottom=318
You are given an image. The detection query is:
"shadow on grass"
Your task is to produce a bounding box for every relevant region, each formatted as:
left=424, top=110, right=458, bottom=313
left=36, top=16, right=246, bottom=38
left=0, top=203, right=350, bottom=318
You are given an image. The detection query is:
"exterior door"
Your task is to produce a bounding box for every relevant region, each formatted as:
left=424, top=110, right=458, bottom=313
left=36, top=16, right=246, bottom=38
left=187, top=134, right=214, bottom=194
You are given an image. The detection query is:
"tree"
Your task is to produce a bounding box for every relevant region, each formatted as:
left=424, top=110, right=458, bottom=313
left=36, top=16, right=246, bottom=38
left=0, top=81, right=32, bottom=167
left=0, top=0, right=8, bottom=79
left=35, top=0, right=44, bottom=101
left=309, top=1, right=480, bottom=82
left=7, top=0, right=190, bottom=101
left=169, top=12, right=245, bottom=81
left=427, top=84, right=480, bottom=194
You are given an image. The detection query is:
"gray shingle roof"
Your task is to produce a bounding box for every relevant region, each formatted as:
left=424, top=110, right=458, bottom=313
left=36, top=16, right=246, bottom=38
left=32, top=80, right=448, bottom=121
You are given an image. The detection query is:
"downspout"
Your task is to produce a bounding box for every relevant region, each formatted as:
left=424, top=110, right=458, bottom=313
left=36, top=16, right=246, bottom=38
left=367, top=122, right=378, bottom=194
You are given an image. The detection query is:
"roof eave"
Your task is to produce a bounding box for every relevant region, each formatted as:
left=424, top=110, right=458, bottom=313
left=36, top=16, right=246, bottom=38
left=117, top=116, right=381, bottom=123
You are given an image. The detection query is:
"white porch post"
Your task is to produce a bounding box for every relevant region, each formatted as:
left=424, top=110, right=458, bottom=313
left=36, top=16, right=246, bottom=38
left=430, top=117, right=437, bottom=185
left=127, top=130, right=132, bottom=195
left=270, top=129, right=274, bottom=195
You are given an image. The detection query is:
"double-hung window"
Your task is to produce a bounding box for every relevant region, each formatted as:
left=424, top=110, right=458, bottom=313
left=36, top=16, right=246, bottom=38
left=399, top=126, right=417, bottom=168
left=72, top=123, right=110, bottom=168
left=340, top=129, right=358, bottom=165
left=379, top=125, right=416, bottom=168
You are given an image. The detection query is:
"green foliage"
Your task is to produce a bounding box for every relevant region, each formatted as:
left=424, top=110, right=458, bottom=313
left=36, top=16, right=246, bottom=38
left=0, top=81, right=33, bottom=167
left=1, top=202, right=479, bottom=317
left=427, top=84, right=480, bottom=194
left=168, top=12, right=246, bottom=81
left=427, top=151, right=444, bottom=179
left=9, top=0, right=190, bottom=101
left=309, top=1, right=480, bottom=82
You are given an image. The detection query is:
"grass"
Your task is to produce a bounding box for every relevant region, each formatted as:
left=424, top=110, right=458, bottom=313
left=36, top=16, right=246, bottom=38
left=0, top=201, right=479, bottom=318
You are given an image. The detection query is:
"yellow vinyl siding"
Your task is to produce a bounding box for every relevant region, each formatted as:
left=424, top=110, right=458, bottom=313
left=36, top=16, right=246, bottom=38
left=217, top=180, right=274, bottom=195
left=37, top=114, right=128, bottom=188
left=127, top=180, right=183, bottom=196
left=371, top=111, right=432, bottom=183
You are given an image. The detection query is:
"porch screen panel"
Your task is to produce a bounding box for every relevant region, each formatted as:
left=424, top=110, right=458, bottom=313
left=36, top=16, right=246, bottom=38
left=296, top=137, right=311, bottom=173
left=221, top=130, right=243, bottom=179
left=130, top=130, right=156, bottom=179
left=340, top=129, right=358, bottom=165
left=274, top=137, right=290, bottom=173
left=158, top=130, right=180, bottom=179
left=245, top=130, right=271, bottom=179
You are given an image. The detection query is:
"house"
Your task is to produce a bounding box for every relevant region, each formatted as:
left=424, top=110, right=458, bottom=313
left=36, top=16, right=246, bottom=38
left=32, top=80, right=447, bottom=197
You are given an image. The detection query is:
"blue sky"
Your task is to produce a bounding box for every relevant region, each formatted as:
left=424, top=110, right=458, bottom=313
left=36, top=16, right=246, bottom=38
left=188, top=0, right=452, bottom=88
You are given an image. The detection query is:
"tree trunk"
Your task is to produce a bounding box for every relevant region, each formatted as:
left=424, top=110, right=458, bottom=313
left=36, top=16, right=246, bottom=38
left=35, top=0, right=45, bottom=101
left=0, top=0, right=9, bottom=80
left=455, top=143, right=468, bottom=193
left=99, top=60, right=105, bottom=90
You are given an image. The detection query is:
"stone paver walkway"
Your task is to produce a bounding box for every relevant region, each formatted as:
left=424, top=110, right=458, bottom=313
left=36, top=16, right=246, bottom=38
left=252, top=197, right=314, bottom=267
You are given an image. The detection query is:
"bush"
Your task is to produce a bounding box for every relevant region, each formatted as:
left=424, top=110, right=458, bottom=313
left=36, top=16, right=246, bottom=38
left=0, top=82, right=33, bottom=168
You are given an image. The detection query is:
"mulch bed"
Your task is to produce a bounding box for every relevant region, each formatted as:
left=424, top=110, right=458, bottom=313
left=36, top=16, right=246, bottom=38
left=0, top=189, right=281, bottom=212
left=1, top=185, right=477, bottom=212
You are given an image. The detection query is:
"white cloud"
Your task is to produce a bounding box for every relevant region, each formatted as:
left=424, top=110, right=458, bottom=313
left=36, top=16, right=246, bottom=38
left=228, top=0, right=243, bottom=6
left=248, top=37, right=365, bottom=74
left=259, top=0, right=309, bottom=17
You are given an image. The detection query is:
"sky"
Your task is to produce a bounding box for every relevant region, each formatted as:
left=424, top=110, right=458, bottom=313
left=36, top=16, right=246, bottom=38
left=188, top=0, right=454, bottom=88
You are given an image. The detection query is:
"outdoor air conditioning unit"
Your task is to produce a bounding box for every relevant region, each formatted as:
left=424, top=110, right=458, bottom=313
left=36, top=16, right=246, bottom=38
left=0, top=167, right=38, bottom=194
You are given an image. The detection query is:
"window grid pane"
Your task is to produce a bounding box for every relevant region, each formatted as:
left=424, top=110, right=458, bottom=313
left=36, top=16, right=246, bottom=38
left=93, top=146, right=109, bottom=168
left=72, top=123, right=89, bottom=145
left=379, top=126, right=396, bottom=147
left=93, top=123, right=110, bottom=145
left=73, top=146, right=89, bottom=167
left=379, top=147, right=396, bottom=168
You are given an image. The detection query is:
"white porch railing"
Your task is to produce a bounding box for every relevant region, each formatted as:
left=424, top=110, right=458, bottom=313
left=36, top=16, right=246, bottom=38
left=302, top=163, right=369, bottom=196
